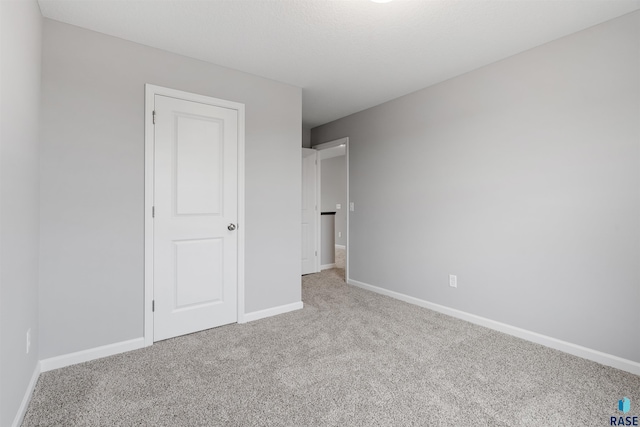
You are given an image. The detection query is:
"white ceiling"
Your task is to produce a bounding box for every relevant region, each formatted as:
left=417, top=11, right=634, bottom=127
left=38, top=0, right=640, bottom=128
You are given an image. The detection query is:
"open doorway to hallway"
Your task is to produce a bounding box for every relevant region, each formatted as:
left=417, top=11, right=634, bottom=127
left=315, top=138, right=348, bottom=282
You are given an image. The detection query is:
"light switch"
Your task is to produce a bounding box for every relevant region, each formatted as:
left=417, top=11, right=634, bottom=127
left=336, top=204, right=341, bottom=210
left=350, top=202, right=355, bottom=211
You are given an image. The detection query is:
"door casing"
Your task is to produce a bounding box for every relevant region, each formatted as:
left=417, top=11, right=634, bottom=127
left=144, top=84, right=246, bottom=346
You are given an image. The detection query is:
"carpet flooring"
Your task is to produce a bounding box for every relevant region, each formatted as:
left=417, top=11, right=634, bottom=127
left=23, top=268, right=639, bottom=426
left=335, top=246, right=345, bottom=270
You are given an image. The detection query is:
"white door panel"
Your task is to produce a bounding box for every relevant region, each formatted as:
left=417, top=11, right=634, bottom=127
left=174, top=238, right=223, bottom=307
left=302, top=148, right=318, bottom=274
left=154, top=95, right=238, bottom=341
left=174, top=115, right=224, bottom=215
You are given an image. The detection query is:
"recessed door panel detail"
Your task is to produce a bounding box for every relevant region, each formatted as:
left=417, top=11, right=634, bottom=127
left=175, top=115, right=224, bottom=215
left=174, top=239, right=223, bottom=309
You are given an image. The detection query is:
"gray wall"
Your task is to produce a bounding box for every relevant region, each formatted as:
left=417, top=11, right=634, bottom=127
left=40, top=19, right=302, bottom=359
left=312, top=12, right=640, bottom=363
left=321, top=155, right=347, bottom=246
left=0, top=1, right=42, bottom=425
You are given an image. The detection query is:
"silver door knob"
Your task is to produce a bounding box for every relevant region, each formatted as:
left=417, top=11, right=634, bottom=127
left=228, top=223, right=236, bottom=231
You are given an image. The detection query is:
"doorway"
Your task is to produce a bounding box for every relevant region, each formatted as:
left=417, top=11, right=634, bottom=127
left=144, top=84, right=246, bottom=345
left=314, top=137, right=349, bottom=281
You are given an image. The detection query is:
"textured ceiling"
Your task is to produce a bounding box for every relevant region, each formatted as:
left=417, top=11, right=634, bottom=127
left=38, top=0, right=640, bottom=128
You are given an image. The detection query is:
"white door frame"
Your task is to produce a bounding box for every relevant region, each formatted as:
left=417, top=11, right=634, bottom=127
left=313, top=137, right=349, bottom=281
left=144, top=84, right=246, bottom=346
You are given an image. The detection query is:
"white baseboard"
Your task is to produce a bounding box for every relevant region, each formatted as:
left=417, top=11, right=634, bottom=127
left=321, top=263, right=336, bottom=270
left=40, top=337, right=146, bottom=373
left=347, top=278, right=640, bottom=376
left=12, top=362, right=41, bottom=427
left=335, top=245, right=346, bottom=250
left=243, top=301, right=303, bottom=323
left=38, top=302, right=305, bottom=372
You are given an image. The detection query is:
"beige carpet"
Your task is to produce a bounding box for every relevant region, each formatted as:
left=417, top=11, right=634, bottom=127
left=335, top=246, right=345, bottom=269
left=22, top=268, right=639, bottom=426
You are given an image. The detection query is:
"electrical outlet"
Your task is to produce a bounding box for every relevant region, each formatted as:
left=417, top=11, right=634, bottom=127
left=26, top=329, right=31, bottom=354
left=336, top=204, right=341, bottom=210
left=449, top=275, right=457, bottom=288
left=350, top=202, right=355, bottom=211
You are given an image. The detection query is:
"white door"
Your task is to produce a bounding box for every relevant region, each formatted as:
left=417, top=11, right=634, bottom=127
left=153, top=94, right=238, bottom=341
left=302, top=148, right=318, bottom=274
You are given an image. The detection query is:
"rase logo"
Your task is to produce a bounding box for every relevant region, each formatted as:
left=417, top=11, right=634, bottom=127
left=610, top=397, right=638, bottom=426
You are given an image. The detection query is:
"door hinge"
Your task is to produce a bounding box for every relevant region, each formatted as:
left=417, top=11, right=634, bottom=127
left=315, top=250, right=317, bottom=256
left=152, top=110, right=156, bottom=124
left=152, top=300, right=155, bottom=312
left=152, top=206, right=155, bottom=218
